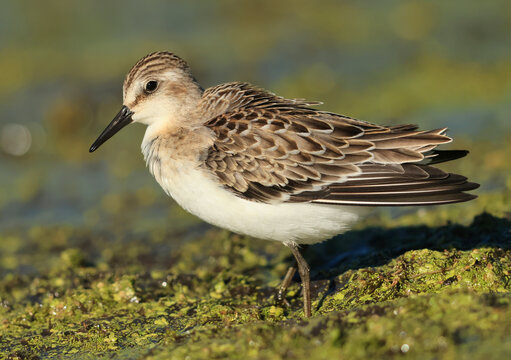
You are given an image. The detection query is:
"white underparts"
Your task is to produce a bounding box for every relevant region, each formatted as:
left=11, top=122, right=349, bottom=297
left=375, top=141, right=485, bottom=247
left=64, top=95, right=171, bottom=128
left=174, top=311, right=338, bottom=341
left=142, top=135, right=365, bottom=244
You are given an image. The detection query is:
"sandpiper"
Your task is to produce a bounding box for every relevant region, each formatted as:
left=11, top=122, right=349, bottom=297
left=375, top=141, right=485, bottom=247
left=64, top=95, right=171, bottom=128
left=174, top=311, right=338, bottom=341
left=90, top=52, right=478, bottom=317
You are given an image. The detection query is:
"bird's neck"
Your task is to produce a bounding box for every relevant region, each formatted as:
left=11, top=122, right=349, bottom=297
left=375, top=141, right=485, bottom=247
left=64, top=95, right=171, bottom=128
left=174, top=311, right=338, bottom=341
left=142, top=122, right=213, bottom=164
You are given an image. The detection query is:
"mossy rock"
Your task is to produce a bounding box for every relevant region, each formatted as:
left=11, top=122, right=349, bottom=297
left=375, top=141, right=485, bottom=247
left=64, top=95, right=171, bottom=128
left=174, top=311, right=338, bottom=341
left=1, top=214, right=510, bottom=359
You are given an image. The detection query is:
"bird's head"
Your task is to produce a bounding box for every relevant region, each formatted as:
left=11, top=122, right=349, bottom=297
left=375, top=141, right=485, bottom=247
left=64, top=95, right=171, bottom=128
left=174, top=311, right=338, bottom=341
left=90, top=52, right=202, bottom=152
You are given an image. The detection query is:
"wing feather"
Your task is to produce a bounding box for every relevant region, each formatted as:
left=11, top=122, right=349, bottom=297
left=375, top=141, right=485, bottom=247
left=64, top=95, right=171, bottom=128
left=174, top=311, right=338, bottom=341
left=201, top=83, right=478, bottom=205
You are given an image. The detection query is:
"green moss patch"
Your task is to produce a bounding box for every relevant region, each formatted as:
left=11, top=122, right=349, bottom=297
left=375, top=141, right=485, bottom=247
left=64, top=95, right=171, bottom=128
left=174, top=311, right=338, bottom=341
left=1, top=214, right=510, bottom=359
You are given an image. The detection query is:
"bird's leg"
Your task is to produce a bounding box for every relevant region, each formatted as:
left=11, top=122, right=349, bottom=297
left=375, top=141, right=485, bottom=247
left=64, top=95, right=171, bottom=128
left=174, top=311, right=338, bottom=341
left=286, top=242, right=312, bottom=317
left=277, top=266, right=297, bottom=307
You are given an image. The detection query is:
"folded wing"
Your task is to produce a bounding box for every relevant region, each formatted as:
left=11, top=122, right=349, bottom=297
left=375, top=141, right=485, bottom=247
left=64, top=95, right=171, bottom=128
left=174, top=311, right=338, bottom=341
left=201, top=82, right=479, bottom=206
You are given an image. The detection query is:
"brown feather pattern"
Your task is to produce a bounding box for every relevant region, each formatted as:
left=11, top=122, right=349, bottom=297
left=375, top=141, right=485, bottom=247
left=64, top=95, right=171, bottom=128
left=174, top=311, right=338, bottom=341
left=200, top=82, right=478, bottom=205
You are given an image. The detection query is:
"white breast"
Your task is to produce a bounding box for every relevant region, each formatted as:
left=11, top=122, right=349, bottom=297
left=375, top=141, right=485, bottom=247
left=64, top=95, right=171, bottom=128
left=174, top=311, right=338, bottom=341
left=144, top=145, right=365, bottom=245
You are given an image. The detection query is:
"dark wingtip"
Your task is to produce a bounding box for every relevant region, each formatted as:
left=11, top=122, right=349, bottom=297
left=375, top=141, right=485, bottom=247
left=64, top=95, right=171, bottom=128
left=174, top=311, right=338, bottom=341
left=424, top=150, right=470, bottom=165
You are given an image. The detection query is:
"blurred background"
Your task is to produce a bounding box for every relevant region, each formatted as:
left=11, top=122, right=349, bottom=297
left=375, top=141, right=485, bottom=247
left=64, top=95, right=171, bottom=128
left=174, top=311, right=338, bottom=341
left=0, top=0, right=510, bottom=266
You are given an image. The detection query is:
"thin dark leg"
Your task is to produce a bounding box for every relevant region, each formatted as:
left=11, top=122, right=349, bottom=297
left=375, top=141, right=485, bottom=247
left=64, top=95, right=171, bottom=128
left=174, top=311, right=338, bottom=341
left=277, top=266, right=296, bottom=306
left=286, top=242, right=311, bottom=317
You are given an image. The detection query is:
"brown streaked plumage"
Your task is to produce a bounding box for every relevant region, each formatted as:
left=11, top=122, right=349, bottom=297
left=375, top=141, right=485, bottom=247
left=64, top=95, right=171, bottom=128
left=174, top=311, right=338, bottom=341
left=90, top=51, right=479, bottom=318
left=199, top=82, right=477, bottom=205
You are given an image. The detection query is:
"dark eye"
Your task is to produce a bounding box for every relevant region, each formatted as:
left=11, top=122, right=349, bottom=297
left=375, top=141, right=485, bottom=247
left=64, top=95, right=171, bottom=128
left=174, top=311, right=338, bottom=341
left=144, top=80, right=158, bottom=93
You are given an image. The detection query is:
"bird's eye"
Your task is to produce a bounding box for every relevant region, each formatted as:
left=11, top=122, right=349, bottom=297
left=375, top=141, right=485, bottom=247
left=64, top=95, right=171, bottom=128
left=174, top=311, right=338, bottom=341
left=144, top=80, right=158, bottom=93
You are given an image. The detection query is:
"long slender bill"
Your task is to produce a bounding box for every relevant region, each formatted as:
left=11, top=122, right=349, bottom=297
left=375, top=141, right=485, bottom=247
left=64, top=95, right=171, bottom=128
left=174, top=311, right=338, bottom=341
left=89, top=105, right=134, bottom=152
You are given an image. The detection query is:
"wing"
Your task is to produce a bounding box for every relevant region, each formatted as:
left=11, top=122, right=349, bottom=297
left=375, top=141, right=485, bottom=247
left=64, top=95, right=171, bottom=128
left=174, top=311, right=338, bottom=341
left=201, top=83, right=478, bottom=206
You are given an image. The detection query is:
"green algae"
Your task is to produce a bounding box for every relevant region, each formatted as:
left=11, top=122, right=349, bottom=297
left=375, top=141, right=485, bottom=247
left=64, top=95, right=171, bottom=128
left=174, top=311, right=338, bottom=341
left=1, top=214, right=510, bottom=359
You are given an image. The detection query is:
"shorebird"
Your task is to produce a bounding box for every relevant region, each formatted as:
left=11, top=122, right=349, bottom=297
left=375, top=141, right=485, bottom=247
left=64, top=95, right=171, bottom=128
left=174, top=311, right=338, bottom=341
left=90, top=52, right=478, bottom=317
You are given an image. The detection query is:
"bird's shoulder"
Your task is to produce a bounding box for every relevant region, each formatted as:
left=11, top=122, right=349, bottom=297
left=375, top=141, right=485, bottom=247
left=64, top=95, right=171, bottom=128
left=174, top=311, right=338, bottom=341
left=199, top=82, right=321, bottom=122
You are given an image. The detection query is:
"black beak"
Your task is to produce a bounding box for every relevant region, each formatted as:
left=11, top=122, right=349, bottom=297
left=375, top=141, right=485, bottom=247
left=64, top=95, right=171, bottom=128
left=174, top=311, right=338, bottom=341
left=89, top=105, right=133, bottom=152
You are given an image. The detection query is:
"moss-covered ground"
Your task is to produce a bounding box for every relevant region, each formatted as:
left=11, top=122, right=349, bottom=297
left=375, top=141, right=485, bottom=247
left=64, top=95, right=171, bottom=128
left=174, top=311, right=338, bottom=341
left=1, top=207, right=510, bottom=359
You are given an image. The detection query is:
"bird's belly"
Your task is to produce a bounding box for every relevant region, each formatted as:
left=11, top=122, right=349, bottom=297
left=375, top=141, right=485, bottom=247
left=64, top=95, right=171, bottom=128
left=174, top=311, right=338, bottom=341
left=154, top=162, right=365, bottom=244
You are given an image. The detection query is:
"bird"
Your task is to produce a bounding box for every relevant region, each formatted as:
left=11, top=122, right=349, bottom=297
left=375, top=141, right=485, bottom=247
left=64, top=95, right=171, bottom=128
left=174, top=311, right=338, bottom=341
left=89, top=51, right=479, bottom=317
